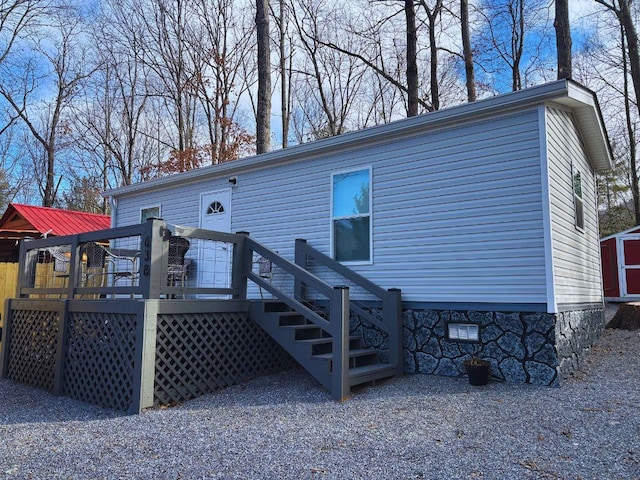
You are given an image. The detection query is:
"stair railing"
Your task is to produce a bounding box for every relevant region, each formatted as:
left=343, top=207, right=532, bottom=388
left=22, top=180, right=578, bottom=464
left=294, top=239, right=403, bottom=376
left=242, top=235, right=351, bottom=400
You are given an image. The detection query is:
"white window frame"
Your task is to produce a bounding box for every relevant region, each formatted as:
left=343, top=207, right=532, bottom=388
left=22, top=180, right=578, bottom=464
left=330, top=166, right=373, bottom=265
left=572, top=164, right=584, bottom=233
left=140, top=205, right=161, bottom=224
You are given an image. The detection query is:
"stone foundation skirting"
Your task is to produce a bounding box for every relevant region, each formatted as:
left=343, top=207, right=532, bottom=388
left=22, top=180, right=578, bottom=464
left=555, top=308, right=605, bottom=379
left=349, top=306, right=604, bottom=386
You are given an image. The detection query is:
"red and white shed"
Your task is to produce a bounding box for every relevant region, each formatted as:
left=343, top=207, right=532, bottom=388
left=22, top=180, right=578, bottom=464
left=601, top=225, right=640, bottom=300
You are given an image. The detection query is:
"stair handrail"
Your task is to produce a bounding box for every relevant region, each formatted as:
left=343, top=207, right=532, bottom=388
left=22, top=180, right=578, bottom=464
left=243, top=235, right=351, bottom=400
left=294, top=239, right=403, bottom=375
left=243, top=236, right=339, bottom=333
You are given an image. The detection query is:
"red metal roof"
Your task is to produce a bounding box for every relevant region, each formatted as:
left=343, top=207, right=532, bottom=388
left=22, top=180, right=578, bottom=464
left=0, top=203, right=111, bottom=237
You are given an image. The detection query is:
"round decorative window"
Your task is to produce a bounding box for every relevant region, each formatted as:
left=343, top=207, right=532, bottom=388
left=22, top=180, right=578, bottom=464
left=207, top=201, right=225, bottom=214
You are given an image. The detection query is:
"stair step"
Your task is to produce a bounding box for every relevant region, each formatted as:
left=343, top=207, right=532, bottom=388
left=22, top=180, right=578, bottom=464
left=348, top=364, right=398, bottom=387
left=263, top=301, right=291, bottom=313
left=298, top=336, right=363, bottom=355
left=313, top=348, right=378, bottom=361
left=277, top=312, right=309, bottom=326
left=314, top=349, right=380, bottom=370
left=284, top=324, right=330, bottom=340
left=250, top=299, right=401, bottom=399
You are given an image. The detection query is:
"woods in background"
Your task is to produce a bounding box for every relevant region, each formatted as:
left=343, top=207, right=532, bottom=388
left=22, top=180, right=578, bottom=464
left=0, top=0, right=638, bottom=237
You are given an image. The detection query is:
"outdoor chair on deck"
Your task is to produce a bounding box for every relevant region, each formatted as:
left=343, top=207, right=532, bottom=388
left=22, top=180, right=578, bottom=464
left=103, top=246, right=140, bottom=292
left=48, top=247, right=71, bottom=290
left=83, top=242, right=107, bottom=269
left=167, top=236, right=191, bottom=293
left=81, top=242, right=108, bottom=295
left=254, top=254, right=274, bottom=300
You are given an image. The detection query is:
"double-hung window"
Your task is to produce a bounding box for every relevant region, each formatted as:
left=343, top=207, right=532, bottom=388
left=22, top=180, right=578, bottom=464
left=331, top=168, right=371, bottom=263
left=572, top=166, right=584, bottom=232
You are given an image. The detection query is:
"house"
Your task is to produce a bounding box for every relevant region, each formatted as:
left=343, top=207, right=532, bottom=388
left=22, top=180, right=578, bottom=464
left=0, top=203, right=111, bottom=262
left=600, top=226, right=640, bottom=301
left=104, top=79, right=612, bottom=387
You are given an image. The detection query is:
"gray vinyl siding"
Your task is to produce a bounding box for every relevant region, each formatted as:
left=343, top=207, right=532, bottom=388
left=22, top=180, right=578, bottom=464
left=114, top=108, right=548, bottom=305
left=546, top=106, right=603, bottom=305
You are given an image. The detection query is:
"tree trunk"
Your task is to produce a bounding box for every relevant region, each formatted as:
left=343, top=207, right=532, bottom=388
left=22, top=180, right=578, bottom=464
left=554, top=0, right=572, bottom=79
left=256, top=0, right=271, bottom=154
left=596, top=0, right=640, bottom=223
left=420, top=0, right=442, bottom=110
left=279, top=0, right=289, bottom=148
left=618, top=0, right=640, bottom=127
left=621, top=22, right=640, bottom=224
left=608, top=303, right=640, bottom=330
left=43, top=146, right=55, bottom=207
left=460, top=0, right=476, bottom=102
left=405, top=0, right=419, bottom=116
left=512, top=0, right=524, bottom=90
left=428, top=2, right=440, bottom=110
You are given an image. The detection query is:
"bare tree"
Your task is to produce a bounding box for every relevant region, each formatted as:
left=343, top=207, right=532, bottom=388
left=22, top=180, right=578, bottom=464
left=315, top=0, right=462, bottom=116
left=0, top=0, right=49, bottom=135
left=290, top=0, right=367, bottom=138
left=418, top=0, right=444, bottom=110
left=476, top=0, right=553, bottom=91
left=273, top=0, right=294, bottom=147
left=69, top=0, right=157, bottom=190
left=130, top=0, right=199, bottom=157
left=594, top=0, right=640, bottom=223
left=0, top=9, right=94, bottom=206
left=256, top=0, right=271, bottom=153
left=0, top=0, right=45, bottom=65
left=0, top=121, right=33, bottom=209
left=190, top=0, right=255, bottom=163
left=318, top=4, right=433, bottom=115
left=596, top=0, right=640, bottom=120
left=621, top=23, right=640, bottom=223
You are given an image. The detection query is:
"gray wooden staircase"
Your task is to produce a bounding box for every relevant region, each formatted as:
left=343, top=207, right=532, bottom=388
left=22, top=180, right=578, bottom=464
left=249, top=300, right=398, bottom=394
left=243, top=236, right=403, bottom=401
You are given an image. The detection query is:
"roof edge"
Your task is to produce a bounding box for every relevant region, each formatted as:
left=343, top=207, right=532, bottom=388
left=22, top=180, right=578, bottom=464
left=106, top=79, right=612, bottom=198
left=600, top=224, right=640, bottom=241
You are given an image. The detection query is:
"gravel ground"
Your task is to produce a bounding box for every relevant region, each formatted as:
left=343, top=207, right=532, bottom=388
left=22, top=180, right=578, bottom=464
left=1, top=317, right=639, bottom=479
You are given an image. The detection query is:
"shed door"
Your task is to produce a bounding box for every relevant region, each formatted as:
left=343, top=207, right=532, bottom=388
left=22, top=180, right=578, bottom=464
left=198, top=190, right=232, bottom=294
left=600, top=241, right=619, bottom=297
left=618, top=235, right=640, bottom=296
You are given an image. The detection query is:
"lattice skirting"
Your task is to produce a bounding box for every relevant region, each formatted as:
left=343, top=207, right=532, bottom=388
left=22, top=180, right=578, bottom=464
left=154, top=311, right=293, bottom=405
left=5, top=309, right=59, bottom=391
left=64, top=311, right=139, bottom=412
left=2, top=300, right=293, bottom=413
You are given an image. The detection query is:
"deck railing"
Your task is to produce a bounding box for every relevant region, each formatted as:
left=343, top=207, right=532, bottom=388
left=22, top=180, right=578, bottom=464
left=10, top=220, right=401, bottom=403
left=16, top=219, right=246, bottom=300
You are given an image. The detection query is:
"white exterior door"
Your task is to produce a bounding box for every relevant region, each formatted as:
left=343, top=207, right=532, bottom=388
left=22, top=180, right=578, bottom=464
left=198, top=189, right=232, bottom=294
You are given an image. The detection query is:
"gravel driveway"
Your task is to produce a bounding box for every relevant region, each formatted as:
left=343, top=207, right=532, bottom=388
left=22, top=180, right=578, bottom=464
left=1, top=325, right=639, bottom=479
